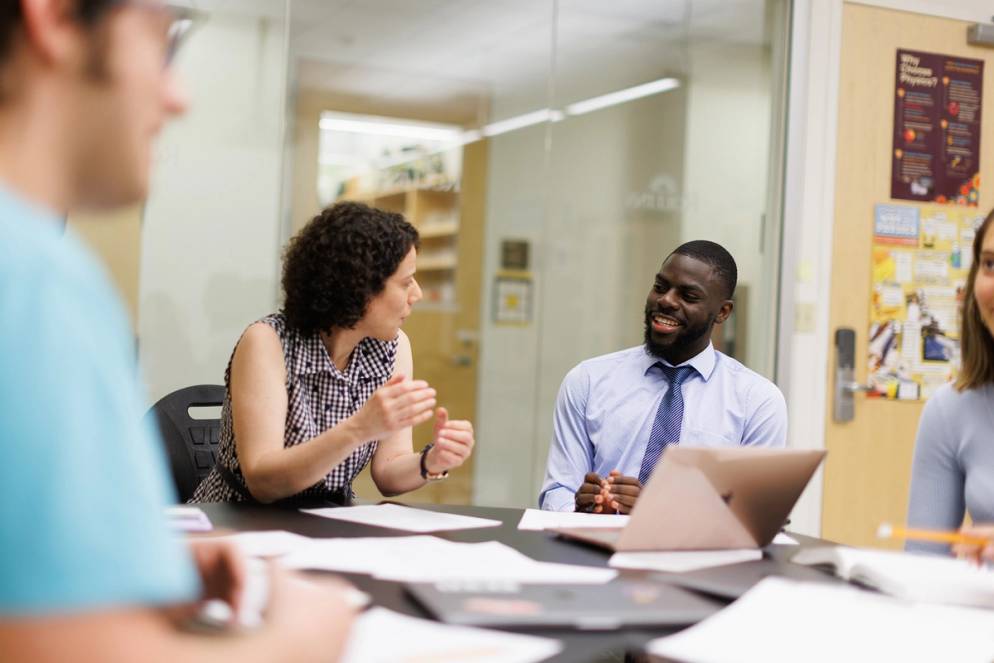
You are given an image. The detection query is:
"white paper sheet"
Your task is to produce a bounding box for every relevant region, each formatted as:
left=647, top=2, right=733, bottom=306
left=609, top=549, right=762, bottom=573
left=648, top=578, right=994, bottom=663
left=280, top=535, right=616, bottom=584
left=165, top=506, right=212, bottom=532
left=302, top=504, right=501, bottom=532
left=517, top=508, right=629, bottom=531
left=342, top=607, right=562, bottom=663
left=771, top=533, right=798, bottom=546
left=200, top=530, right=314, bottom=558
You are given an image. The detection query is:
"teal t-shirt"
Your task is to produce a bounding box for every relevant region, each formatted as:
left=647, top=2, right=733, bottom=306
left=0, top=187, right=199, bottom=614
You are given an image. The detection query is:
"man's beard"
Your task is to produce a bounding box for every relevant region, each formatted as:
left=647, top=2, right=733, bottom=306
left=643, top=310, right=714, bottom=361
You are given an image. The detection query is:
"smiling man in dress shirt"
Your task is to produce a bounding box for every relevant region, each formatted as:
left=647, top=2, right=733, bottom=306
left=539, top=240, right=788, bottom=513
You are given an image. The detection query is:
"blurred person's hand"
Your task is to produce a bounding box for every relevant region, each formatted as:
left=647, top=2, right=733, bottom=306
left=163, top=539, right=248, bottom=626
left=266, top=567, right=359, bottom=662
left=952, top=524, right=994, bottom=563
left=188, top=539, right=247, bottom=616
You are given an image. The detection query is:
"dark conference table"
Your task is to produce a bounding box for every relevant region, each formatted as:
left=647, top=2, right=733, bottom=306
left=198, top=502, right=841, bottom=663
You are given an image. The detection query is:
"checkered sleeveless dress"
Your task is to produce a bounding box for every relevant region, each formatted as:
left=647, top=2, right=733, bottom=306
left=191, top=313, right=397, bottom=504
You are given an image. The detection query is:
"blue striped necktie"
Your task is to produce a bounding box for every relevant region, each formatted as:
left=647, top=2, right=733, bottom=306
left=639, top=364, right=696, bottom=485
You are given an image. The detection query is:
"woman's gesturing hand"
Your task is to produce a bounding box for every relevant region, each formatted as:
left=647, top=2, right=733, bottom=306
left=424, top=407, right=475, bottom=474
left=351, top=373, right=436, bottom=442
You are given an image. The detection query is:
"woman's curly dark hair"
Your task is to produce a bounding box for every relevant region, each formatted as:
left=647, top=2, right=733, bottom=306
left=282, top=202, right=419, bottom=336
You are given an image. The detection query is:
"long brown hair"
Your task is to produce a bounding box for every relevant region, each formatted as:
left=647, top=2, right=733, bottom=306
left=956, top=209, right=994, bottom=391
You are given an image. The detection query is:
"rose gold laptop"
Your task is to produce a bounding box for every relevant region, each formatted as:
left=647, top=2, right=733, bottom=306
left=552, top=447, right=826, bottom=551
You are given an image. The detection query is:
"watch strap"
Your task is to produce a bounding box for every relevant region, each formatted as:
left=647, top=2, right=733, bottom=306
left=419, top=443, right=449, bottom=481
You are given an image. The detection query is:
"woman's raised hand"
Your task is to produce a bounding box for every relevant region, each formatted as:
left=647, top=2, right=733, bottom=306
left=350, top=373, right=436, bottom=442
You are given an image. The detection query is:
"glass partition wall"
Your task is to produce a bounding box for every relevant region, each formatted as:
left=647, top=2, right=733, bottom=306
left=139, top=0, right=791, bottom=508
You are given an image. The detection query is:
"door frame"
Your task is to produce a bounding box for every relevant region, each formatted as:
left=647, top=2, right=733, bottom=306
left=776, top=0, right=845, bottom=536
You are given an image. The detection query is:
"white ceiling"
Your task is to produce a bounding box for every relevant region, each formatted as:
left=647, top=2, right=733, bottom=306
left=237, top=0, right=773, bottom=124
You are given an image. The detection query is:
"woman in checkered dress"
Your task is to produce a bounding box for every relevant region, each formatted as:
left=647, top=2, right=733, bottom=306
left=191, top=202, right=475, bottom=505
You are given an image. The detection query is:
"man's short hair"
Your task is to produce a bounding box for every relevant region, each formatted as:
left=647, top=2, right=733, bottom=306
left=671, top=240, right=737, bottom=299
left=0, top=0, right=114, bottom=63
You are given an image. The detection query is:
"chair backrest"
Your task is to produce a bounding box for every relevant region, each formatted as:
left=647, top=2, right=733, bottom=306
left=145, top=384, right=226, bottom=503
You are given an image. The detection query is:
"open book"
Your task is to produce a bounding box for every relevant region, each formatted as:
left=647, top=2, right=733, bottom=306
left=792, top=546, right=994, bottom=609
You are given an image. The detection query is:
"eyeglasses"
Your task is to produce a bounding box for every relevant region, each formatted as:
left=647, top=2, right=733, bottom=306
left=108, top=1, right=207, bottom=67
left=163, top=4, right=205, bottom=67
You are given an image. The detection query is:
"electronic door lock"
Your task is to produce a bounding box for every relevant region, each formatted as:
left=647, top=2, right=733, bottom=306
left=833, top=328, right=866, bottom=422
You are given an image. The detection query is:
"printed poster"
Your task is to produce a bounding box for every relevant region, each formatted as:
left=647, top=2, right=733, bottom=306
left=892, top=49, right=983, bottom=205
left=868, top=203, right=985, bottom=400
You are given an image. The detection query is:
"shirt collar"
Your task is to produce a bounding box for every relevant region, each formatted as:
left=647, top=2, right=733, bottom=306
left=293, top=332, right=336, bottom=378
left=292, top=333, right=396, bottom=383
left=641, top=342, right=717, bottom=382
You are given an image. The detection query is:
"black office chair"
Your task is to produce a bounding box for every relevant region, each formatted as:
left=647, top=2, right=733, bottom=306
left=145, top=384, right=225, bottom=503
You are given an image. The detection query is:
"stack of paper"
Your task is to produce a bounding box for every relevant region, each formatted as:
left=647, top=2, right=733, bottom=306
left=342, top=607, right=561, bottom=663
left=648, top=577, right=994, bottom=663
left=609, top=549, right=763, bottom=573
left=517, top=508, right=629, bottom=531
left=165, top=506, right=212, bottom=532
left=280, top=535, right=616, bottom=584
left=302, top=504, right=501, bottom=532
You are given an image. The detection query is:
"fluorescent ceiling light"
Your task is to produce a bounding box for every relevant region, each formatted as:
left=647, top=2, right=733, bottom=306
left=471, top=77, right=680, bottom=140
left=319, top=116, right=462, bottom=142
left=565, top=77, right=680, bottom=116
left=480, top=109, right=564, bottom=138
left=317, top=77, right=680, bottom=147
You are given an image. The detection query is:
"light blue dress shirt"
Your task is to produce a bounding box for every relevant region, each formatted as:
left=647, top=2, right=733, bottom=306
left=539, top=343, right=788, bottom=511
left=0, top=186, right=199, bottom=615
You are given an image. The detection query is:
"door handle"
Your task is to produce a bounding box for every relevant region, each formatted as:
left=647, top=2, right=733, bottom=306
left=451, top=355, right=473, bottom=367
left=833, top=328, right=869, bottom=422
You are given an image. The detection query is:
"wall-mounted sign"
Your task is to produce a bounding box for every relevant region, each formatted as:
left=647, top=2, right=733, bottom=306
left=500, top=239, right=530, bottom=271
left=891, top=49, right=983, bottom=205
left=493, top=275, right=532, bottom=325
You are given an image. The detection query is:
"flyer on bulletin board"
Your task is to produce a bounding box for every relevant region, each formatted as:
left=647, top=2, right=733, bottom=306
left=892, top=49, right=983, bottom=205
left=868, top=203, right=985, bottom=400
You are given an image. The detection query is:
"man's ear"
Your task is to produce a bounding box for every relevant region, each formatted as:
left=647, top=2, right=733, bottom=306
left=714, top=299, right=734, bottom=325
left=20, top=0, right=82, bottom=66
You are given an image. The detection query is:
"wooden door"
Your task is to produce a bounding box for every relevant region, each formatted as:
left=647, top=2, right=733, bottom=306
left=822, top=4, right=994, bottom=547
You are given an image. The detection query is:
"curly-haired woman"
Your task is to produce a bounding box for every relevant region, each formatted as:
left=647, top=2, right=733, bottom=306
left=905, top=209, right=994, bottom=556
left=192, top=202, right=475, bottom=505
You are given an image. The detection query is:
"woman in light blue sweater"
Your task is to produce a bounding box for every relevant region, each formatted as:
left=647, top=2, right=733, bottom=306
left=906, top=210, right=994, bottom=556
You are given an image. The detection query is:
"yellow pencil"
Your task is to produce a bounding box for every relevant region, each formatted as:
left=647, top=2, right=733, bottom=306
left=877, top=523, right=991, bottom=547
